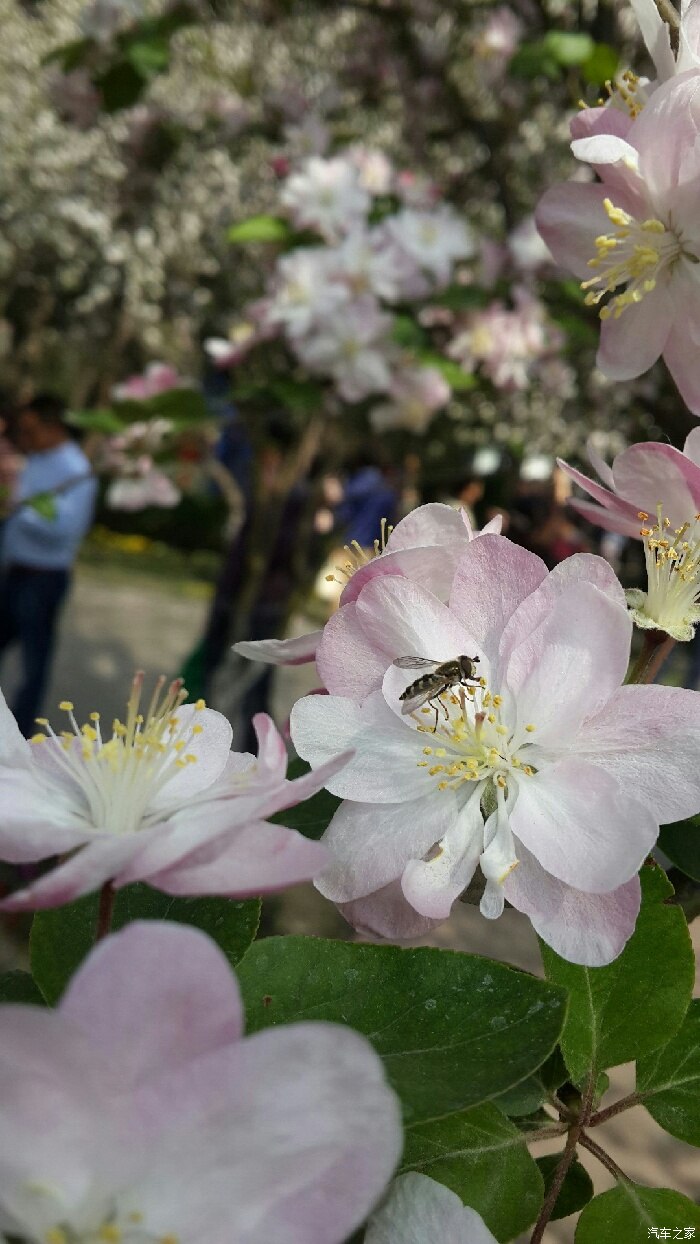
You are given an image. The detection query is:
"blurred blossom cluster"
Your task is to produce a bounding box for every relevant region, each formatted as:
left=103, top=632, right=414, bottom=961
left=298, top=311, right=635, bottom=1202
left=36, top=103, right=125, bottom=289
left=448, top=287, right=572, bottom=394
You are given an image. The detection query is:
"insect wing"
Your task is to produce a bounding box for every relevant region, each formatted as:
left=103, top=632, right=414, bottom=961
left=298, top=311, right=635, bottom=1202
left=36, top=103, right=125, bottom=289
left=392, top=656, right=440, bottom=670
left=399, top=681, right=441, bottom=715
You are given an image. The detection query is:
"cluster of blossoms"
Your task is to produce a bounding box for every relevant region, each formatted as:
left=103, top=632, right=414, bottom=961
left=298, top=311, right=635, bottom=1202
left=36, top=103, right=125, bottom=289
left=238, top=504, right=700, bottom=967
left=210, top=148, right=473, bottom=431
left=537, top=3, right=700, bottom=412
left=447, top=285, right=568, bottom=393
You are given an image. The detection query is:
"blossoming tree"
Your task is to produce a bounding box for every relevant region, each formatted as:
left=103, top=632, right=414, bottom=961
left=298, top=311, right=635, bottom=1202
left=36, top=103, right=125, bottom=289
left=3, top=2, right=700, bottom=1243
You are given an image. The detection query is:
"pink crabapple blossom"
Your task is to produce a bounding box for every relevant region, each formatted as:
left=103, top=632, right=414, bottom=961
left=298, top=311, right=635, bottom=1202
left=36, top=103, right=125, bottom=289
left=370, top=366, right=450, bottom=434
left=536, top=71, right=700, bottom=412
left=0, top=920, right=402, bottom=1244
left=560, top=430, right=700, bottom=641
left=0, top=673, right=350, bottom=912
left=290, top=534, right=700, bottom=965
left=234, top=502, right=501, bottom=671
left=111, top=363, right=193, bottom=403
left=280, top=154, right=370, bottom=242
left=365, top=1174, right=497, bottom=1244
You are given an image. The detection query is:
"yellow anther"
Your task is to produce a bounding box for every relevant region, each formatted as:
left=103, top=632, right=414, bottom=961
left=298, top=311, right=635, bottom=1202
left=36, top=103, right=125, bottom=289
left=496, top=725, right=509, bottom=736
left=195, top=698, right=206, bottom=710
left=59, top=701, right=74, bottom=712
left=185, top=754, right=197, bottom=763
left=487, top=713, right=496, bottom=724
left=81, top=725, right=97, bottom=742
left=160, top=1235, right=180, bottom=1244
left=428, top=765, right=445, bottom=775
left=173, top=740, right=186, bottom=752
left=98, top=1227, right=122, bottom=1242
left=423, top=746, right=433, bottom=755
left=492, top=695, right=502, bottom=706
left=35, top=716, right=49, bottom=725
left=45, top=1231, right=68, bottom=1244
left=433, top=748, right=446, bottom=758
left=496, top=774, right=507, bottom=788
left=191, top=724, right=203, bottom=735
left=128, top=1213, right=144, bottom=1224
left=479, top=676, right=487, bottom=687
left=525, top=723, right=536, bottom=732
left=90, top=711, right=100, bottom=721
left=30, top=732, right=47, bottom=744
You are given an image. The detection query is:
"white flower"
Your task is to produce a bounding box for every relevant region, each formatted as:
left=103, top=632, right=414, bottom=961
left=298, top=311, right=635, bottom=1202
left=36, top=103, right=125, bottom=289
left=385, top=206, right=474, bottom=285
left=266, top=248, right=350, bottom=338
left=371, top=367, right=450, bottom=434
left=626, top=504, right=700, bottom=640
left=280, top=155, right=371, bottom=241
left=293, top=297, right=393, bottom=402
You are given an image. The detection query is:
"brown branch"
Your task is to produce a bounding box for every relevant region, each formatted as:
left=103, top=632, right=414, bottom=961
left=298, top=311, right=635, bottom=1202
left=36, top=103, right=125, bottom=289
left=530, top=1075, right=596, bottom=1244
left=578, top=1133, right=629, bottom=1182
left=626, top=630, right=675, bottom=685
left=589, top=1091, right=642, bottom=1128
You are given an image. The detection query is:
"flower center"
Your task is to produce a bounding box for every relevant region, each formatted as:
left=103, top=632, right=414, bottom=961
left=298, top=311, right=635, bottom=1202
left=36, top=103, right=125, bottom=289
left=634, top=505, right=700, bottom=636
left=581, top=198, right=683, bottom=319
left=324, top=517, right=394, bottom=587
left=43, top=1217, right=178, bottom=1243
left=415, top=679, right=537, bottom=796
left=30, top=673, right=205, bottom=836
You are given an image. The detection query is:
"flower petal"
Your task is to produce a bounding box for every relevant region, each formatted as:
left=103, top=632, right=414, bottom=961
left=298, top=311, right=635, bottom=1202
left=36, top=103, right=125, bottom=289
left=556, top=457, right=642, bottom=534
left=233, top=631, right=323, bottom=666
left=151, top=706, right=233, bottom=811
left=0, top=766, right=91, bottom=862
left=449, top=535, right=548, bottom=677
left=574, top=683, right=700, bottom=823
left=509, top=758, right=657, bottom=892
left=337, top=881, right=441, bottom=939
left=662, top=282, right=700, bottom=416
left=291, top=691, right=434, bottom=803
left=0, top=688, right=30, bottom=764
left=401, top=788, right=483, bottom=919
left=536, top=183, right=620, bottom=279
left=60, top=922, right=244, bottom=1087
left=0, top=836, right=145, bottom=911
left=365, top=1173, right=498, bottom=1244
left=597, top=281, right=672, bottom=381
left=504, top=843, right=641, bottom=966
left=143, top=821, right=328, bottom=897
left=355, top=576, right=478, bottom=667
left=505, top=581, right=631, bottom=747
left=317, top=792, right=458, bottom=903
left=316, top=601, right=391, bottom=699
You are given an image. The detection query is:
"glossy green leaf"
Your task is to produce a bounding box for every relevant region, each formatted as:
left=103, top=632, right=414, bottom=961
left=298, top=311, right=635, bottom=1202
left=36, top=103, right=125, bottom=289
left=237, top=937, right=567, bottom=1124
left=582, top=42, right=619, bottom=86
left=540, top=864, right=694, bottom=1083
left=637, top=999, right=700, bottom=1146
left=0, top=970, right=45, bottom=1005
left=401, top=1103, right=544, bottom=1242
left=31, top=885, right=260, bottom=1004
left=575, top=1184, right=700, bottom=1242
left=658, top=814, right=700, bottom=882
left=95, top=61, right=145, bottom=112
left=67, top=407, right=126, bottom=435
left=495, top=1047, right=569, bottom=1117
left=228, top=215, right=292, bottom=244
left=536, top=1153, right=593, bottom=1221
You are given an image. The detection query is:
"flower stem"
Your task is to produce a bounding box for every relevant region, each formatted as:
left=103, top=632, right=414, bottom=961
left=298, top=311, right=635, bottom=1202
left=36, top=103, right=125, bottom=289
left=96, top=881, right=115, bottom=941
left=529, top=1075, right=595, bottom=1244
left=589, top=1090, right=642, bottom=1128
left=578, top=1133, right=629, bottom=1182
left=626, top=629, right=675, bottom=685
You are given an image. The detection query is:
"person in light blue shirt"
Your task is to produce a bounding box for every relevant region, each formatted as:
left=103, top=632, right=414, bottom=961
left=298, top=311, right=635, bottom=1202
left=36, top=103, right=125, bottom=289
left=0, top=394, right=97, bottom=735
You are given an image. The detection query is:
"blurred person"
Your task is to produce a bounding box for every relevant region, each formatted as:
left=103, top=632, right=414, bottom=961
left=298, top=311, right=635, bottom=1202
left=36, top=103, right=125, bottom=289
left=314, top=453, right=398, bottom=609
left=0, top=394, right=97, bottom=736
left=527, top=501, right=590, bottom=569
left=440, top=474, right=485, bottom=527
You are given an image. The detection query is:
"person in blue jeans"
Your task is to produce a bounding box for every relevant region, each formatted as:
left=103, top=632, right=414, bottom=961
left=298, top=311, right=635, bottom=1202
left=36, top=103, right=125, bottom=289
left=0, top=395, right=97, bottom=736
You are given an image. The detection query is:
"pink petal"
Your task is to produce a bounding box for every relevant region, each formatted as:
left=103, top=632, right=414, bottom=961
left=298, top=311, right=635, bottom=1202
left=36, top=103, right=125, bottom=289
left=0, top=835, right=145, bottom=911
left=384, top=503, right=470, bottom=551
left=683, top=425, right=700, bottom=466
left=60, top=923, right=244, bottom=1086
left=504, top=843, right=641, bottom=966
left=570, top=134, right=647, bottom=202
left=570, top=106, right=635, bottom=142
left=337, top=880, right=441, bottom=939
left=568, top=497, right=645, bottom=537
left=144, top=821, right=328, bottom=897
left=316, top=792, right=458, bottom=903
left=449, top=535, right=548, bottom=678
left=233, top=630, right=323, bottom=666
left=662, top=284, right=700, bottom=416
left=292, top=691, right=429, bottom=803
left=505, top=581, right=631, bottom=746
left=597, top=282, right=672, bottom=381
left=0, top=767, right=92, bottom=862
left=0, top=688, right=30, bottom=764
left=366, top=1173, right=498, bottom=1244
left=355, top=576, right=478, bottom=668
left=629, top=0, right=675, bottom=80
left=556, top=457, right=642, bottom=530
left=251, top=712, right=287, bottom=776
left=611, top=441, right=699, bottom=520
left=535, top=183, right=619, bottom=279
left=317, top=601, right=390, bottom=699
left=340, top=542, right=468, bottom=608
left=510, top=758, right=657, bottom=892
left=575, top=684, right=700, bottom=822
left=631, top=69, right=700, bottom=209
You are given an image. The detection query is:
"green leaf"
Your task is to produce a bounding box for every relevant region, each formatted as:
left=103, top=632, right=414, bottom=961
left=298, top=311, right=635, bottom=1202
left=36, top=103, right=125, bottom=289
left=536, top=1153, right=593, bottom=1221
left=544, top=31, right=595, bottom=67
left=126, top=36, right=171, bottom=77
left=582, top=42, right=619, bottom=86
left=228, top=215, right=292, bottom=244
left=540, top=864, right=694, bottom=1083
left=237, top=937, right=567, bottom=1124
left=658, top=814, right=700, bottom=882
left=270, top=761, right=340, bottom=842
left=31, top=885, right=260, bottom=1004
left=42, top=36, right=93, bottom=71
left=495, top=1047, right=569, bottom=1117
left=391, top=314, right=429, bottom=350
left=268, top=376, right=325, bottom=413
left=401, top=1103, right=544, bottom=1242
left=67, top=407, right=126, bottom=435
left=575, top=1185, right=700, bottom=1242
left=0, top=970, right=46, bottom=1005
left=417, top=353, right=476, bottom=391
left=509, top=41, right=561, bottom=81
left=27, top=492, right=58, bottom=521
left=637, top=999, right=700, bottom=1146
left=95, top=61, right=146, bottom=112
